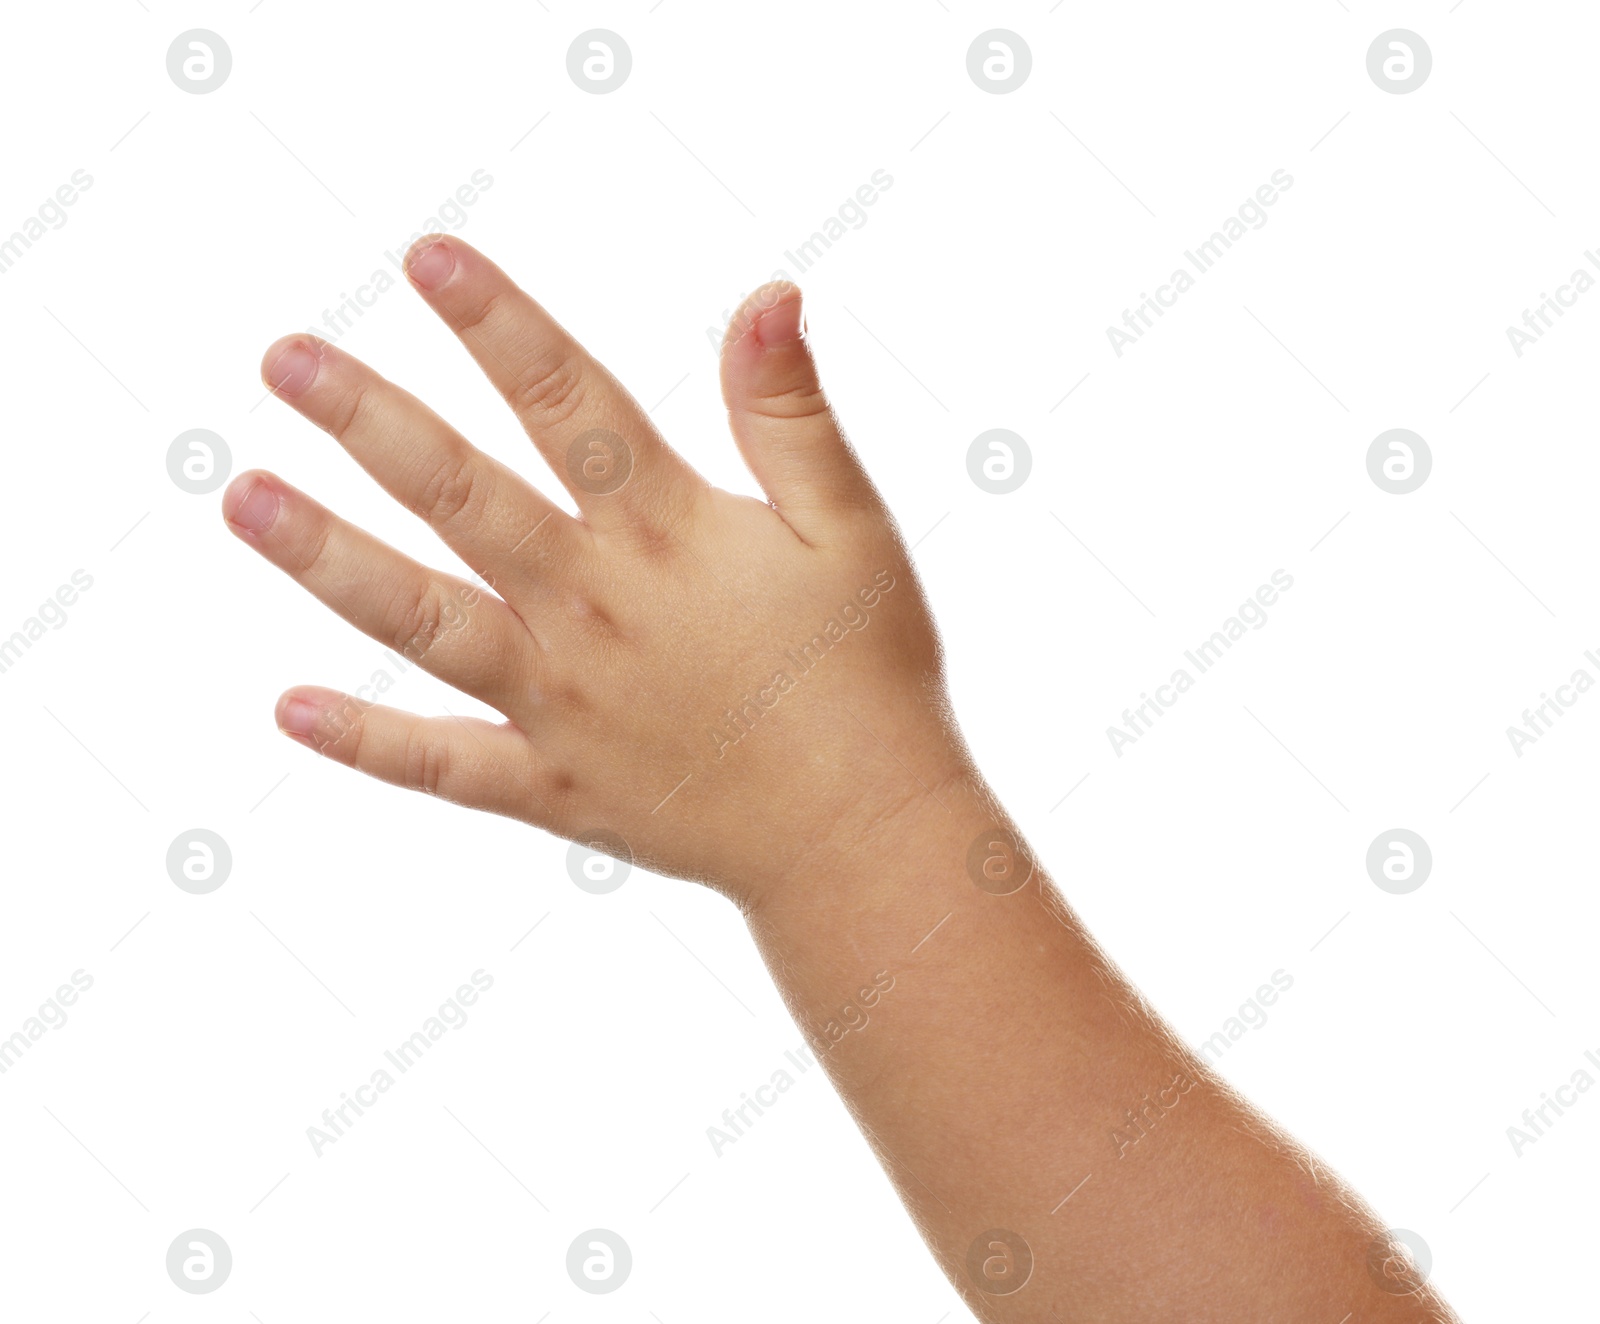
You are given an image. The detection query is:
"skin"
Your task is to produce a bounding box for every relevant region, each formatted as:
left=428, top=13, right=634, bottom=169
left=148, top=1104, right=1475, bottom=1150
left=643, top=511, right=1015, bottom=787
left=224, top=234, right=1459, bottom=1322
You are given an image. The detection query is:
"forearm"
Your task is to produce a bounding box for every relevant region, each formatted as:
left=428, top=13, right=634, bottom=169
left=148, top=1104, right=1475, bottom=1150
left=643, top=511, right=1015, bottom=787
left=745, top=778, right=1456, bottom=1323
left=234, top=234, right=1458, bottom=1319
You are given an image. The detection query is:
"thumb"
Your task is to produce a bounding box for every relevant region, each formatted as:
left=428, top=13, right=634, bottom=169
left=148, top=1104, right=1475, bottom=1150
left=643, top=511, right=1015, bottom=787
left=719, top=282, right=879, bottom=543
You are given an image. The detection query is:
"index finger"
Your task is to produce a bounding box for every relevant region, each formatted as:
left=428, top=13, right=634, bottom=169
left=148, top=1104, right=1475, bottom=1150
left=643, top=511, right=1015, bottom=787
left=403, top=234, right=707, bottom=538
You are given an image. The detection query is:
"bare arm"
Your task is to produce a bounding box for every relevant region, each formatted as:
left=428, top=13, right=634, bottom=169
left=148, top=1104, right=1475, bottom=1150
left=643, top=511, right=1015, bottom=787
left=744, top=789, right=1454, bottom=1320
left=226, top=234, right=1457, bottom=1323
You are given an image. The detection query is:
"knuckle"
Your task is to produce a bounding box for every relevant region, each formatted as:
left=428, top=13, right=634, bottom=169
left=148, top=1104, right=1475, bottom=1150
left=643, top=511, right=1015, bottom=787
left=319, top=696, right=366, bottom=761
left=298, top=511, right=337, bottom=577
left=507, top=350, right=587, bottom=429
left=390, top=580, right=449, bottom=662
left=616, top=480, right=704, bottom=560
left=415, top=449, right=482, bottom=528
left=324, top=380, right=371, bottom=443
left=277, top=502, right=335, bottom=581
left=402, top=728, right=449, bottom=797
left=614, top=508, right=680, bottom=561
left=745, top=383, right=833, bottom=423
left=454, top=286, right=511, bottom=337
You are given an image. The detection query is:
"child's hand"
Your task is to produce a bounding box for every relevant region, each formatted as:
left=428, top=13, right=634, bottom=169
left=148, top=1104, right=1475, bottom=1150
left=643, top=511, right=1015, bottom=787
left=227, top=235, right=1460, bottom=1324
left=225, top=236, right=966, bottom=907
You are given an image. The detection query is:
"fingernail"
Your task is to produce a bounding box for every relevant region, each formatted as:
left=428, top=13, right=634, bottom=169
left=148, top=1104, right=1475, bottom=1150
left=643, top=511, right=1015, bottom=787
left=265, top=340, right=320, bottom=396
left=754, top=292, right=804, bottom=348
left=277, top=695, right=321, bottom=749
left=406, top=239, right=455, bottom=291
left=224, top=477, right=280, bottom=535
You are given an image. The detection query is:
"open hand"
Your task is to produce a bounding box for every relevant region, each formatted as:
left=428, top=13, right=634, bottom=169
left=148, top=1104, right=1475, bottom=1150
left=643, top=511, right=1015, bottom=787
left=224, top=236, right=968, bottom=907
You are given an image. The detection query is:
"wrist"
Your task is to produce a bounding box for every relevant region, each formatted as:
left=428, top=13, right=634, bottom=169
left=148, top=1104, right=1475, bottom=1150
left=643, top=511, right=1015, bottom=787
left=740, top=752, right=1027, bottom=936
left=736, top=757, right=1087, bottom=1101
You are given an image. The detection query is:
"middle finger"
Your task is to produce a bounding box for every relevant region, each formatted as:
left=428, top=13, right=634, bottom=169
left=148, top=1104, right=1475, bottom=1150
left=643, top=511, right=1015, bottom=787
left=261, top=334, right=579, bottom=599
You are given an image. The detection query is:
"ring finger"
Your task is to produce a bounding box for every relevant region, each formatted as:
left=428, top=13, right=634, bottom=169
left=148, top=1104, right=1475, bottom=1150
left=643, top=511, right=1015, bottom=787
left=222, top=469, right=535, bottom=708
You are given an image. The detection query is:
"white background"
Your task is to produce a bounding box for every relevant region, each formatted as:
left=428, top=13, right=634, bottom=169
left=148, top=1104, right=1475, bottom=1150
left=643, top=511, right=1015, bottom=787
left=0, top=1, right=1594, bottom=1318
